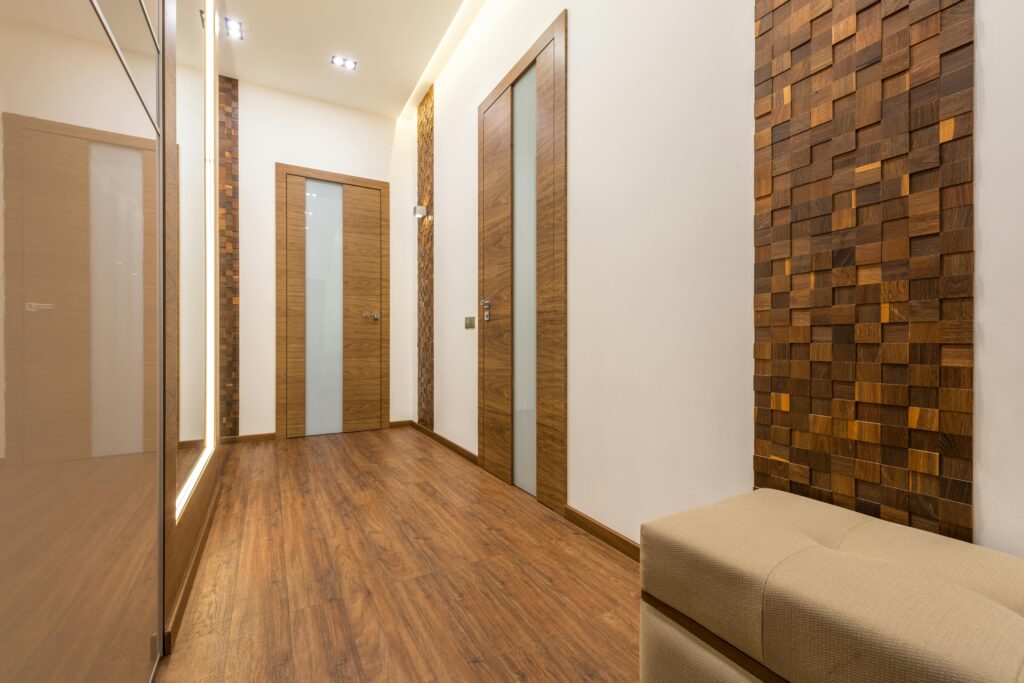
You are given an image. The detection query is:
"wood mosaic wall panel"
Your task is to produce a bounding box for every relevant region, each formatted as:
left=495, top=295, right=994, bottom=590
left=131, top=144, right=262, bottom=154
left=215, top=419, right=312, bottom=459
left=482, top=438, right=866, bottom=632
left=218, top=75, right=240, bottom=437
left=417, top=86, right=435, bottom=430
left=753, top=0, right=974, bottom=541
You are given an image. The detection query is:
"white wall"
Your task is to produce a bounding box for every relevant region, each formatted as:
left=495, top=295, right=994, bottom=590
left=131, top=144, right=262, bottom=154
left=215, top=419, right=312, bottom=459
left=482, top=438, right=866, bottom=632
left=428, top=1, right=755, bottom=541
left=387, top=113, right=419, bottom=422
left=177, top=64, right=206, bottom=441
left=975, top=3, right=1024, bottom=557
left=236, top=82, right=415, bottom=434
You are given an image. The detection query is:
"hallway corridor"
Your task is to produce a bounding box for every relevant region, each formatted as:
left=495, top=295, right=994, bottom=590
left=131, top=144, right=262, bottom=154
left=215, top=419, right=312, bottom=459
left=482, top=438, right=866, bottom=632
left=156, top=428, right=640, bottom=682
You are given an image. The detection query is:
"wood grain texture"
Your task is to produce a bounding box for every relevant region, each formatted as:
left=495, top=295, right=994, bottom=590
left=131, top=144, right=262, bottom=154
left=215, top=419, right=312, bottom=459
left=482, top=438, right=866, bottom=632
left=343, top=183, right=384, bottom=432
left=275, top=164, right=390, bottom=438
left=477, top=11, right=568, bottom=512
left=565, top=506, right=639, bottom=562
left=156, top=427, right=639, bottom=682
left=753, top=0, right=974, bottom=540
left=408, top=419, right=480, bottom=465
left=285, top=175, right=307, bottom=437
left=479, top=88, right=514, bottom=485
left=416, top=86, right=435, bottom=430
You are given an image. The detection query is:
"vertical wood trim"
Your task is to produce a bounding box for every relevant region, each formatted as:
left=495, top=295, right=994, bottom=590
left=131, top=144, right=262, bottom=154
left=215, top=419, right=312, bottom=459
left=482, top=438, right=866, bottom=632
left=477, top=10, right=568, bottom=512
left=217, top=75, right=240, bottom=437
left=478, top=89, right=514, bottom=484
left=416, top=87, right=435, bottom=429
left=380, top=182, right=391, bottom=428
left=161, top=0, right=180, bottom=638
left=284, top=175, right=307, bottom=436
left=275, top=164, right=287, bottom=438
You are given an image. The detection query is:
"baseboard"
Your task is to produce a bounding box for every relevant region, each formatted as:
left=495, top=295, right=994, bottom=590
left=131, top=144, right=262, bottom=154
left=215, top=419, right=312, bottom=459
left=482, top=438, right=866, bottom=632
left=177, top=438, right=204, bottom=450
left=400, top=421, right=479, bottom=465
left=218, top=432, right=275, bottom=445
left=163, top=475, right=223, bottom=653
left=565, top=505, right=640, bottom=562
left=388, top=420, right=413, bottom=428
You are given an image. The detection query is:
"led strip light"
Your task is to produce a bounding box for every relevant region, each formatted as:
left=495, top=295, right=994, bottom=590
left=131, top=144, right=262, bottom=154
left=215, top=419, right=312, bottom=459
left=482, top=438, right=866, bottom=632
left=176, top=0, right=218, bottom=520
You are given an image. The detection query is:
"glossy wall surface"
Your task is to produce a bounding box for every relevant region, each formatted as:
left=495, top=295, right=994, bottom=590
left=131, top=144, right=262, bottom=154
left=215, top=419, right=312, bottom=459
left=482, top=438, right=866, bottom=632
left=0, top=1, right=162, bottom=680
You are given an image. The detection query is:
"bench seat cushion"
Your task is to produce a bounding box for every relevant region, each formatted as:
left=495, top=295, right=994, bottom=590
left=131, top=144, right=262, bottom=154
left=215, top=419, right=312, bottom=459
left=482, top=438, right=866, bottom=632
left=641, top=489, right=1024, bottom=683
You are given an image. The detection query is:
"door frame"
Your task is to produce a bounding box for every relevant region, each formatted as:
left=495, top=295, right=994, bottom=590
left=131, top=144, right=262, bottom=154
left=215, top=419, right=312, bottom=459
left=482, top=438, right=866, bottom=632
left=477, top=11, right=567, bottom=513
left=274, top=162, right=390, bottom=438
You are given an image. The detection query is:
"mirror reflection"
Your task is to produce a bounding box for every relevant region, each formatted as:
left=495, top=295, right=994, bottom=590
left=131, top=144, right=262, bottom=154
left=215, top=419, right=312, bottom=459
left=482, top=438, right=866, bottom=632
left=177, top=0, right=207, bottom=496
left=0, top=0, right=160, bottom=679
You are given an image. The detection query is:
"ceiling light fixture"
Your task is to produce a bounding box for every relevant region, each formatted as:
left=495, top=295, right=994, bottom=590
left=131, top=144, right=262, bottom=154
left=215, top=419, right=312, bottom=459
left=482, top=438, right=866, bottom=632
left=330, top=55, right=358, bottom=71
left=224, top=17, right=244, bottom=40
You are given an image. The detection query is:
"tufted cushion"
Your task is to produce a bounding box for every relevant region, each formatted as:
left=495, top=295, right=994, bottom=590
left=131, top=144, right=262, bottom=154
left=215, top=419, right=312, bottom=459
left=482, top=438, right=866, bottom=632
left=641, top=488, right=1024, bottom=682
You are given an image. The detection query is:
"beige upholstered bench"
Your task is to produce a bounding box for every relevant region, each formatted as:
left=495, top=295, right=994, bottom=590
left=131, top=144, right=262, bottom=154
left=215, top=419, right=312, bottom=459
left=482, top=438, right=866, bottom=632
left=640, top=489, right=1024, bottom=682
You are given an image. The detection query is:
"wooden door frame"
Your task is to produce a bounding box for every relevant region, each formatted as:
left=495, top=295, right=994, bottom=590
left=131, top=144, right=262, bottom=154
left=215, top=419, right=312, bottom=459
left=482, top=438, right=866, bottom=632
left=274, top=162, right=390, bottom=438
left=477, top=11, right=567, bottom=513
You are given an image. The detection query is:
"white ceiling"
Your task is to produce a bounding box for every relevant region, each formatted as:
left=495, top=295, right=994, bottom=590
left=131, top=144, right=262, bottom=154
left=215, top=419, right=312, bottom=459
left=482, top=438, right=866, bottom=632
left=215, top=0, right=464, bottom=119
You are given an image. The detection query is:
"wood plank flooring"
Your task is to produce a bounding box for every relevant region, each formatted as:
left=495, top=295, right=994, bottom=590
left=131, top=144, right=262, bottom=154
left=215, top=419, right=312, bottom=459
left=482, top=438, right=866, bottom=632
left=156, top=426, right=640, bottom=682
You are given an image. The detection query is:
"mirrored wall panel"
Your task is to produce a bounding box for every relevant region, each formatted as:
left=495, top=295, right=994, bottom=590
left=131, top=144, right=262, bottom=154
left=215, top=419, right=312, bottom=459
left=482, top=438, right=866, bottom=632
left=0, top=0, right=161, bottom=680
left=177, top=0, right=207, bottom=497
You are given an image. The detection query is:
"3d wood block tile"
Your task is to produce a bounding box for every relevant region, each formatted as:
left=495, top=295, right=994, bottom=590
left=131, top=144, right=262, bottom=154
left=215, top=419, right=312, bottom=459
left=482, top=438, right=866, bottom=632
left=753, top=0, right=974, bottom=540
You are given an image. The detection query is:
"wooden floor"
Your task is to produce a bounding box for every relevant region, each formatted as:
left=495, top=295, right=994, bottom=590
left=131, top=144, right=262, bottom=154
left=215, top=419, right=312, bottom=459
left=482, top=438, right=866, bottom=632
left=156, top=426, right=640, bottom=682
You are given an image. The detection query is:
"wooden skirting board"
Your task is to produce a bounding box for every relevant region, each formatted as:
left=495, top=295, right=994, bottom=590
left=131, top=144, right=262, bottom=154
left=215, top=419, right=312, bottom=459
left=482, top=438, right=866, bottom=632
left=391, top=420, right=479, bottom=465
left=164, top=475, right=224, bottom=652
left=390, top=421, right=639, bottom=563
left=219, top=432, right=276, bottom=445
left=565, top=506, right=639, bottom=562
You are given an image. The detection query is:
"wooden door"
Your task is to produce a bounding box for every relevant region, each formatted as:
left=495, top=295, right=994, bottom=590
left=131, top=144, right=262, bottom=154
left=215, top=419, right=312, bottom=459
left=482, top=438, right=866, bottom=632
left=4, top=119, right=158, bottom=464
left=342, top=184, right=383, bottom=432
left=476, top=13, right=567, bottom=511
left=478, top=88, right=515, bottom=483
left=282, top=170, right=387, bottom=436
left=9, top=129, right=93, bottom=463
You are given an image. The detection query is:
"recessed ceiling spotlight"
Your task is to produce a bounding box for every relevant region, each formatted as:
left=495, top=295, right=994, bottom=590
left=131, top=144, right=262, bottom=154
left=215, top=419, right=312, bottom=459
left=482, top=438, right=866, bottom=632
left=330, top=55, right=358, bottom=71
left=224, top=17, right=244, bottom=40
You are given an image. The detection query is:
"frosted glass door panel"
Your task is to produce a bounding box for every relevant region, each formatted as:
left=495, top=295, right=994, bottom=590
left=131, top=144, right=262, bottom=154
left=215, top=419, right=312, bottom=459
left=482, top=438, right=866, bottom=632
left=305, top=179, right=344, bottom=435
left=512, top=66, right=538, bottom=496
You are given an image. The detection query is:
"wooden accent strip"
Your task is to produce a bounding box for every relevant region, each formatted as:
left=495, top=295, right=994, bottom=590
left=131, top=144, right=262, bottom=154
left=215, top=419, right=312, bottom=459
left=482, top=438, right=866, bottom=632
left=164, top=475, right=224, bottom=652
left=405, top=421, right=479, bottom=465
left=417, top=86, right=435, bottom=430
left=641, top=592, right=786, bottom=683
left=218, top=75, right=240, bottom=437
left=565, top=506, right=639, bottom=562
left=219, top=432, right=276, bottom=445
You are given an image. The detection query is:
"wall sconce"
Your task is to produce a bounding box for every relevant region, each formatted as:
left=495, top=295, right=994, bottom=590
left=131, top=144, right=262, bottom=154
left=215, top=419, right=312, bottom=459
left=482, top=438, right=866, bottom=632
left=414, top=205, right=429, bottom=220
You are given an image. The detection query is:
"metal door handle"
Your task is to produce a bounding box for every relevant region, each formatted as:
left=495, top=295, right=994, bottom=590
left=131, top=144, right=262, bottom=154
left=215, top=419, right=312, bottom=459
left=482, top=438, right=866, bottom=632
left=363, top=312, right=381, bottom=321
left=25, top=302, right=56, bottom=312
left=480, top=298, right=490, bottom=322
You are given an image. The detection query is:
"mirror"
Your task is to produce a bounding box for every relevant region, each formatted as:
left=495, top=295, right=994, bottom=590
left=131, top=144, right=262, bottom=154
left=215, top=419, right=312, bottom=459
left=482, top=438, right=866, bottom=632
left=0, top=0, right=160, bottom=678
left=177, top=0, right=207, bottom=498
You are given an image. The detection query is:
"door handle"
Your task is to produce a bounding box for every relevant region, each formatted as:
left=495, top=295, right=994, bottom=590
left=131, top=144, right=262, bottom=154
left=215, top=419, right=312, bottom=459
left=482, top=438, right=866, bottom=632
left=25, top=302, right=56, bottom=312
left=363, top=312, right=381, bottom=321
left=480, top=298, right=490, bottom=322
